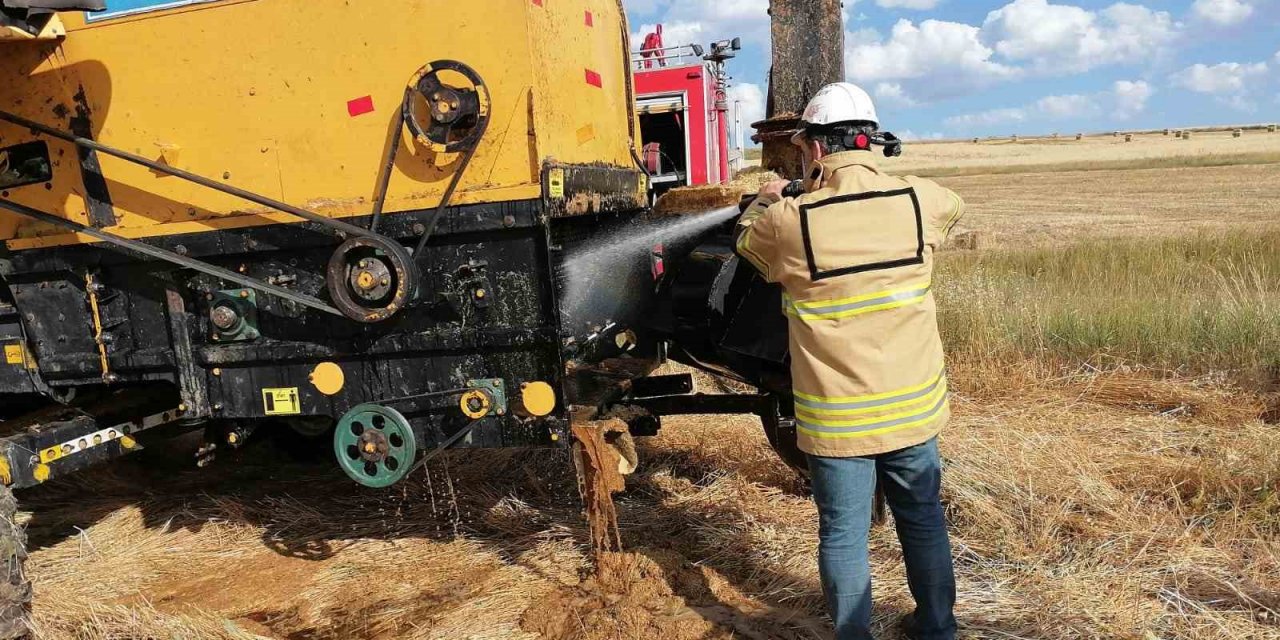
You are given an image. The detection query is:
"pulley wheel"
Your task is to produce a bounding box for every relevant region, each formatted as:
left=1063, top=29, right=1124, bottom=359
left=326, top=236, right=418, bottom=323
left=334, top=404, right=418, bottom=488
left=404, top=60, right=491, bottom=153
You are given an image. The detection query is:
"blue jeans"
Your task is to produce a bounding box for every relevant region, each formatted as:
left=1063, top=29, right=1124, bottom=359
left=808, top=438, right=956, bottom=640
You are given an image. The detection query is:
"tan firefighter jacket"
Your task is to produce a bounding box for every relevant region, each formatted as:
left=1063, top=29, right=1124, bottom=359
left=735, top=151, right=965, bottom=458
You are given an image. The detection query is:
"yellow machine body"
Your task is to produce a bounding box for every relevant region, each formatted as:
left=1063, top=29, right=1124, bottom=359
left=0, top=0, right=642, bottom=248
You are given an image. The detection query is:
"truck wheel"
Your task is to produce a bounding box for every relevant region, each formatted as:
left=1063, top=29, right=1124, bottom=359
left=761, top=410, right=809, bottom=480
left=0, top=484, right=30, bottom=639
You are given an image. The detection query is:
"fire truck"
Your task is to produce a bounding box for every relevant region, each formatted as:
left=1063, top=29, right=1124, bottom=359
left=633, top=25, right=742, bottom=199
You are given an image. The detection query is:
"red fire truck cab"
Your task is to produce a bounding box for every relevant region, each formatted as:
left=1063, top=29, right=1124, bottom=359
left=634, top=27, right=741, bottom=198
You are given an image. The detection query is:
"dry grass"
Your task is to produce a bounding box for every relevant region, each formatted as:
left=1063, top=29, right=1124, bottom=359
left=19, top=365, right=1280, bottom=640
left=936, top=163, right=1280, bottom=250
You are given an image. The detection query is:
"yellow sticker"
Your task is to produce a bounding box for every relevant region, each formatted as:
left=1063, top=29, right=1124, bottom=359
left=548, top=168, right=565, bottom=199
left=4, top=344, right=24, bottom=366
left=262, top=387, right=302, bottom=416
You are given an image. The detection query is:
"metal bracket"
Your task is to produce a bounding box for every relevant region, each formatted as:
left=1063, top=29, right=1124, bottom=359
left=208, top=288, right=260, bottom=342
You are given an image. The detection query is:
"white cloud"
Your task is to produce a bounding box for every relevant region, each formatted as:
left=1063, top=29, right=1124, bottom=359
left=1170, top=62, right=1268, bottom=94
left=982, top=0, right=1179, bottom=73
left=945, top=82, right=1145, bottom=130
left=1220, top=94, right=1258, bottom=112
left=899, top=130, right=946, bottom=141
left=1112, top=80, right=1153, bottom=119
left=630, top=0, right=773, bottom=61
left=727, top=82, right=766, bottom=130
left=1035, top=93, right=1100, bottom=118
left=873, top=82, right=919, bottom=107
left=1190, top=0, right=1253, bottom=26
left=876, top=0, right=943, bottom=9
left=846, top=19, right=1019, bottom=100
left=632, top=21, right=705, bottom=54
left=945, top=107, right=1029, bottom=128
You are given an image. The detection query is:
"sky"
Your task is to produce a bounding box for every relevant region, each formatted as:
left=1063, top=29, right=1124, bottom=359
left=625, top=0, right=1280, bottom=140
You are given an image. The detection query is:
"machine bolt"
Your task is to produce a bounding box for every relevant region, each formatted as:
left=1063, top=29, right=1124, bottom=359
left=212, top=368, right=222, bottom=376
left=210, top=304, right=240, bottom=331
left=412, top=223, right=426, bottom=235
left=474, top=289, right=486, bottom=299
left=503, top=215, right=516, bottom=228
left=239, top=290, right=250, bottom=298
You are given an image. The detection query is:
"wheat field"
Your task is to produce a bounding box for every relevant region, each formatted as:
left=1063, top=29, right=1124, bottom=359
left=17, top=131, right=1280, bottom=640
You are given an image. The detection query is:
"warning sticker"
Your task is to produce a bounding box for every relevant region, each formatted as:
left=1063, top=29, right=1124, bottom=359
left=4, top=344, right=25, bottom=366
left=548, top=168, right=565, bottom=199
left=262, top=387, right=302, bottom=416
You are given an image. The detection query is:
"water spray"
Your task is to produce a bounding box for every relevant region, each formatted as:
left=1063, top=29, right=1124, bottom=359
left=558, top=205, right=741, bottom=331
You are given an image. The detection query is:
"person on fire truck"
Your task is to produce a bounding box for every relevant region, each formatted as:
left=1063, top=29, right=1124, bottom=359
left=735, top=82, right=964, bottom=640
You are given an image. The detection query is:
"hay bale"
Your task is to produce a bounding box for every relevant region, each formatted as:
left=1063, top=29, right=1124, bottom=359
left=951, top=230, right=985, bottom=251
left=1232, top=129, right=1243, bottom=138
left=972, top=137, right=980, bottom=144
left=652, top=184, right=752, bottom=217
left=1124, top=134, right=1133, bottom=142
left=1174, top=130, right=1183, bottom=138
left=1269, top=124, right=1277, bottom=133
left=1011, top=134, right=1018, bottom=142
left=1163, top=128, right=1171, bottom=136
left=1075, top=133, right=1083, bottom=141
left=1182, top=130, right=1192, bottom=140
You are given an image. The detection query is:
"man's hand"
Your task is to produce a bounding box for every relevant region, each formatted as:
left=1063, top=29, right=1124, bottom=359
left=759, top=179, right=792, bottom=199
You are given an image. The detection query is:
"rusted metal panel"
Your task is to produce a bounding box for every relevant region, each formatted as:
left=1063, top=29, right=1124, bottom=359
left=754, top=0, right=845, bottom=179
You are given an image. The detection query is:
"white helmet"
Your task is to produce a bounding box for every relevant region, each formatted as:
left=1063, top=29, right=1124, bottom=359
left=800, top=82, right=879, bottom=128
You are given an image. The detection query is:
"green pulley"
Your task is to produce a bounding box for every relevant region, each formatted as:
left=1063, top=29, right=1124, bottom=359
left=334, top=404, right=418, bottom=488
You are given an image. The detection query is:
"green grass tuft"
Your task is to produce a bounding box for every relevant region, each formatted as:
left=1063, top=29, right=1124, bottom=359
left=936, top=229, right=1280, bottom=383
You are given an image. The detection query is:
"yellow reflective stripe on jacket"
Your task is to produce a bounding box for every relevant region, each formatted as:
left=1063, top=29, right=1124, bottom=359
left=795, top=376, right=947, bottom=418
left=942, top=191, right=963, bottom=236
left=794, top=366, right=945, bottom=405
left=784, top=282, right=930, bottom=321
left=796, top=394, right=949, bottom=439
left=735, top=227, right=770, bottom=275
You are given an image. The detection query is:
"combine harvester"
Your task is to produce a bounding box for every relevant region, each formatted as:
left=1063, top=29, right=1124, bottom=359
left=0, top=0, right=842, bottom=633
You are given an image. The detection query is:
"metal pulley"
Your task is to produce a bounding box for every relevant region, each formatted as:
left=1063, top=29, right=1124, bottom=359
left=334, top=404, right=417, bottom=488
left=404, top=60, right=491, bottom=153
left=325, top=236, right=418, bottom=323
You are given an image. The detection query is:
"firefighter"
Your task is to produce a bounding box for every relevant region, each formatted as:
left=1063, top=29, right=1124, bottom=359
left=735, top=82, right=963, bottom=640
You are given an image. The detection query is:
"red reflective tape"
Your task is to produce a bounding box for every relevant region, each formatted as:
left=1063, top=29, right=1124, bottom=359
left=531, top=0, right=542, bottom=5
left=584, top=10, right=593, bottom=26
left=584, top=69, right=602, bottom=88
left=346, top=95, right=375, bottom=117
